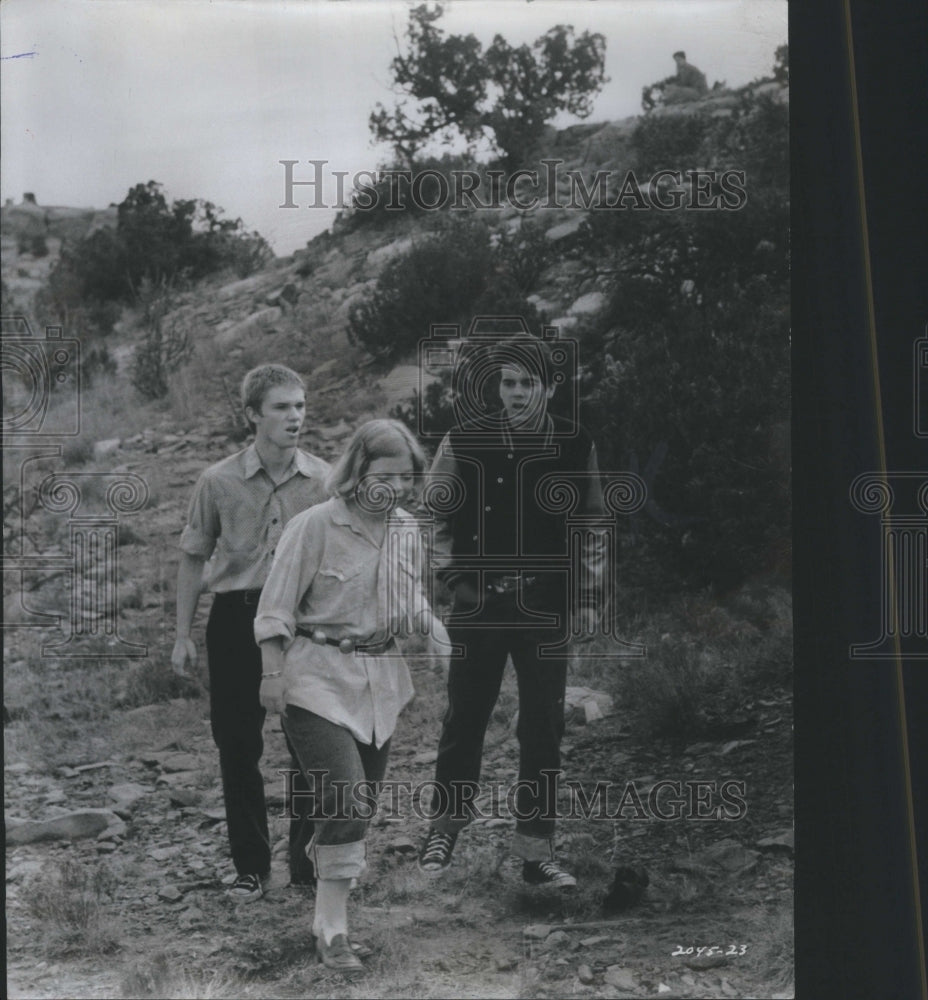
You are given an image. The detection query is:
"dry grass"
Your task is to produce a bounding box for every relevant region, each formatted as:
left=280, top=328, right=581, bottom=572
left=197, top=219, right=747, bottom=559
left=120, top=954, right=248, bottom=999
left=24, top=858, right=122, bottom=957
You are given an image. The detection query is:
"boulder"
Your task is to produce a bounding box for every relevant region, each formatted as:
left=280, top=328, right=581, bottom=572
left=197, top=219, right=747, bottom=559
left=568, top=291, right=606, bottom=316
left=565, top=686, right=615, bottom=724
left=366, top=237, right=414, bottom=272
left=545, top=216, right=585, bottom=242
left=604, top=966, right=637, bottom=991
left=6, top=808, right=123, bottom=844
left=93, top=438, right=121, bottom=460
left=214, top=307, right=282, bottom=347
left=107, top=782, right=150, bottom=812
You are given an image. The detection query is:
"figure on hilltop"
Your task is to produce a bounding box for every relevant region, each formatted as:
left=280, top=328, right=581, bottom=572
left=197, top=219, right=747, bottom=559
left=666, top=51, right=709, bottom=102
left=641, top=50, right=710, bottom=111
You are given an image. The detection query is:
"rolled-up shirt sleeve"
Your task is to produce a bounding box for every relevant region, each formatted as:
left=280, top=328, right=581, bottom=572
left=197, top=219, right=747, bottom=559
left=179, top=473, right=221, bottom=559
left=254, top=511, right=324, bottom=643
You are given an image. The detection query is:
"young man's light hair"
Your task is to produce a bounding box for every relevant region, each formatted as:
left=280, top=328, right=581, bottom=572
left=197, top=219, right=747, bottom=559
left=241, top=364, right=306, bottom=431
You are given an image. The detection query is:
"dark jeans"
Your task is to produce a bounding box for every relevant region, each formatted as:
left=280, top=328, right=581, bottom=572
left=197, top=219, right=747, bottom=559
left=431, top=589, right=568, bottom=843
left=206, top=591, right=314, bottom=879
left=282, top=705, right=391, bottom=880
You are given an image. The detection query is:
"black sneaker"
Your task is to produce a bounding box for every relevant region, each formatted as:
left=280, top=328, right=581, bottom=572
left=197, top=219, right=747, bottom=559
left=227, top=872, right=266, bottom=902
left=418, top=829, right=457, bottom=875
left=522, top=859, right=577, bottom=889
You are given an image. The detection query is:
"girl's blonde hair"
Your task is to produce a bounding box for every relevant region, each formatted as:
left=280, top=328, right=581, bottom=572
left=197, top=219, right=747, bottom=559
left=325, top=419, right=427, bottom=498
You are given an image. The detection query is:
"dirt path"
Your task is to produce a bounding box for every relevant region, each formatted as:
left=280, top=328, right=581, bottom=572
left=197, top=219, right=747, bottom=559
left=5, top=647, right=793, bottom=999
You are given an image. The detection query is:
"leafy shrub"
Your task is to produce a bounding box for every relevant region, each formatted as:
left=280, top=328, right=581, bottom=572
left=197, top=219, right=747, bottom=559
left=18, top=233, right=49, bottom=257
left=580, top=88, right=789, bottom=591
left=44, top=181, right=272, bottom=317
left=348, top=219, right=540, bottom=363
left=130, top=286, right=194, bottom=399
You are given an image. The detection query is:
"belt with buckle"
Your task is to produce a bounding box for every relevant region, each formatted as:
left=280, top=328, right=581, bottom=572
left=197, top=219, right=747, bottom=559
left=486, top=574, right=537, bottom=594
left=295, top=627, right=395, bottom=654
left=217, top=589, right=262, bottom=605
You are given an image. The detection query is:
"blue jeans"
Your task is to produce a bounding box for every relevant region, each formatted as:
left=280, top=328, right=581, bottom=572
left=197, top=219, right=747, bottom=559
left=282, top=705, right=390, bottom=880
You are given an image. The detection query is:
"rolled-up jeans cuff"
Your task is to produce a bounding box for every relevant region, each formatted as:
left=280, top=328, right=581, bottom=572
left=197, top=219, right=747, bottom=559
left=310, top=840, right=367, bottom=881
left=511, top=832, right=553, bottom=863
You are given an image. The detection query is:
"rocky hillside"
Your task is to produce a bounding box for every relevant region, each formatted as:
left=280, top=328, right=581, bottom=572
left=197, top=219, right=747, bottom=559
left=3, top=79, right=792, bottom=1000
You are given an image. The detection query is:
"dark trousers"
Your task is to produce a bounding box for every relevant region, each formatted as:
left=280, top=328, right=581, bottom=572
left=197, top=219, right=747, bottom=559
left=431, top=591, right=568, bottom=841
left=206, top=591, right=314, bottom=878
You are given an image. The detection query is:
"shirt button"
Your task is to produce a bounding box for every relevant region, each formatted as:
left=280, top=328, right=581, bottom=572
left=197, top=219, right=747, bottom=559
left=272, top=518, right=278, bottom=524
left=472, top=534, right=479, bottom=541
left=484, top=505, right=491, bottom=512
left=507, top=453, right=514, bottom=460
left=496, top=477, right=504, bottom=484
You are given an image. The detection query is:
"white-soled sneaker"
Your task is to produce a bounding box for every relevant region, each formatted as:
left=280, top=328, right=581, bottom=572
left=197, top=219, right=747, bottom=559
left=522, top=859, right=577, bottom=889
left=418, top=829, right=457, bottom=875
left=227, top=872, right=266, bottom=902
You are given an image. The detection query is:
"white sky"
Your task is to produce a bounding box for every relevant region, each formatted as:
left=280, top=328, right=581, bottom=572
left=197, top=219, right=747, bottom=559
left=1, top=0, right=787, bottom=256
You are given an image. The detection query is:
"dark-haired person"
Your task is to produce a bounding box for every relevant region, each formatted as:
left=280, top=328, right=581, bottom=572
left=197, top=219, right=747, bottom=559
left=664, top=50, right=708, bottom=103
left=172, top=364, right=330, bottom=901
left=255, top=419, right=449, bottom=972
left=418, top=336, right=606, bottom=889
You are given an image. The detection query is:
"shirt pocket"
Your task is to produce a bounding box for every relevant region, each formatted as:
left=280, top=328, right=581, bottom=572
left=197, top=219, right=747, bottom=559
left=216, top=541, right=262, bottom=577
left=309, top=562, right=370, bottom=625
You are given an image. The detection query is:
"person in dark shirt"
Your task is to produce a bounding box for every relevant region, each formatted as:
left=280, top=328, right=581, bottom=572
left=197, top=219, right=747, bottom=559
left=664, top=50, right=709, bottom=103
left=417, top=335, right=606, bottom=888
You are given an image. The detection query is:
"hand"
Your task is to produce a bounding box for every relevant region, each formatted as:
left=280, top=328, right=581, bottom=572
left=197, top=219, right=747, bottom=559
left=259, top=675, right=286, bottom=714
left=426, top=615, right=452, bottom=674
left=171, top=636, right=198, bottom=677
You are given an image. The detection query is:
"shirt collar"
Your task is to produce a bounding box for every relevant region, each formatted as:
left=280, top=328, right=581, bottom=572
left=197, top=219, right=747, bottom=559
left=330, top=495, right=402, bottom=545
left=243, top=443, right=318, bottom=481
left=501, top=411, right=554, bottom=448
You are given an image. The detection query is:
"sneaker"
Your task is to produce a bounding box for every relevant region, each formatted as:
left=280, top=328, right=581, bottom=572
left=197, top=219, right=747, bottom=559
left=418, top=829, right=457, bottom=875
left=522, top=859, right=577, bottom=889
left=227, top=872, right=266, bottom=902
